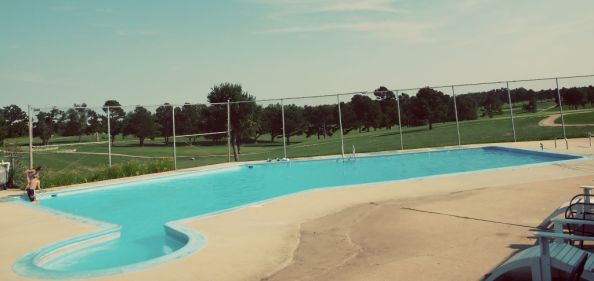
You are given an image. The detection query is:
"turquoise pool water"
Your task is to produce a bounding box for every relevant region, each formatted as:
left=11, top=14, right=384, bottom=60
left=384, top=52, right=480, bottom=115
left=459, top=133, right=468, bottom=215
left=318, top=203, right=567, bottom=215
left=13, top=147, right=581, bottom=279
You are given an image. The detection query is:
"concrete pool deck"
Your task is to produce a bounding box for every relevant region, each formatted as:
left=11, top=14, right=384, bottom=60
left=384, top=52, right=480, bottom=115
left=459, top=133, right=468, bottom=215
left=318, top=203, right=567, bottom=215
left=1, top=139, right=593, bottom=281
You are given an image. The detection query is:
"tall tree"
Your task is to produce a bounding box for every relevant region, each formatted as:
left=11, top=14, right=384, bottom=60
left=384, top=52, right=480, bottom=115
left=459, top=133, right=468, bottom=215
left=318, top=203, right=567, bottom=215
left=374, top=86, right=398, bottom=129
left=102, top=100, right=125, bottom=144
left=0, top=108, right=6, bottom=146
left=304, top=104, right=336, bottom=139
left=282, top=104, right=306, bottom=144
left=33, top=108, right=64, bottom=145
left=522, top=94, right=538, bottom=113
left=350, top=95, right=382, bottom=132
left=86, top=109, right=105, bottom=138
left=413, top=87, right=450, bottom=130
left=398, top=93, right=421, bottom=127
left=123, top=106, right=160, bottom=146
left=206, top=83, right=258, bottom=161
left=260, top=104, right=282, bottom=142
left=562, top=87, right=585, bottom=109
left=2, top=105, right=28, bottom=138
left=337, top=101, right=357, bottom=134
left=62, top=103, right=90, bottom=142
left=251, top=105, right=264, bottom=142
left=453, top=95, right=478, bottom=121
left=155, top=104, right=174, bottom=145
left=178, top=103, right=206, bottom=144
left=587, top=86, right=594, bottom=107
left=480, top=93, right=503, bottom=118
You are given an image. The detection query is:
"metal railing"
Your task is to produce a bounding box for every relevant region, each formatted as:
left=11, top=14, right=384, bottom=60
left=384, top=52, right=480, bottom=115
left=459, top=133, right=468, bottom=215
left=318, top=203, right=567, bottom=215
left=23, top=74, right=594, bottom=170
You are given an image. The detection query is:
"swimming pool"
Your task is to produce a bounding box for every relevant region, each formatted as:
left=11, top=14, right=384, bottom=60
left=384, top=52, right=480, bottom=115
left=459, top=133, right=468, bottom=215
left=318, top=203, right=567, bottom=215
left=13, top=146, right=582, bottom=279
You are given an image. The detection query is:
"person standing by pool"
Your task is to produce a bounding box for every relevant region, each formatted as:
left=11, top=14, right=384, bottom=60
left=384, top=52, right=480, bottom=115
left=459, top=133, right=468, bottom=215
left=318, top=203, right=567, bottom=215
left=23, top=166, right=42, bottom=204
left=23, top=166, right=43, bottom=187
left=26, top=174, right=40, bottom=204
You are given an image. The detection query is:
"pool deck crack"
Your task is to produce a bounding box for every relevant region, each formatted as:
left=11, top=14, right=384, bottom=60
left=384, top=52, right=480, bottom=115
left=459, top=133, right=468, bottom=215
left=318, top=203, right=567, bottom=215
left=400, top=207, right=534, bottom=229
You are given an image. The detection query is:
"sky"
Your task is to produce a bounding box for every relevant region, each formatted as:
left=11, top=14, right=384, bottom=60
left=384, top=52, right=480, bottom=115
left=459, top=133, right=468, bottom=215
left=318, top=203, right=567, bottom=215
left=1, top=0, right=593, bottom=110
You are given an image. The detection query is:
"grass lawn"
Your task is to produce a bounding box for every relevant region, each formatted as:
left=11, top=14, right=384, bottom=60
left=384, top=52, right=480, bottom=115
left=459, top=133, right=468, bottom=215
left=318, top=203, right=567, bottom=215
left=555, top=110, right=594, bottom=125
left=4, top=107, right=594, bottom=183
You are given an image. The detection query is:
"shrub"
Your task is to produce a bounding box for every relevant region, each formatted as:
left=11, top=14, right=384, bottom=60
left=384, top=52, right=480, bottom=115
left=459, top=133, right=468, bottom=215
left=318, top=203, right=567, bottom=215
left=40, top=160, right=174, bottom=189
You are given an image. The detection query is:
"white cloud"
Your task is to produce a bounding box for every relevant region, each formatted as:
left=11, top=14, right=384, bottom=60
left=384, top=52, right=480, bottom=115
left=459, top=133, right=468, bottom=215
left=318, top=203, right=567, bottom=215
left=0, top=72, right=64, bottom=85
left=258, top=20, right=440, bottom=43
left=309, top=0, right=408, bottom=14
left=249, top=1, right=426, bottom=42
left=456, top=0, right=489, bottom=10
left=250, top=0, right=408, bottom=15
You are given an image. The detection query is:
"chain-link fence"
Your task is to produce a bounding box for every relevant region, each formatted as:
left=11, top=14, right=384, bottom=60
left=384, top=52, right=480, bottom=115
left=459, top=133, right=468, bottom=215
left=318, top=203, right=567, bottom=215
left=8, top=74, right=592, bottom=187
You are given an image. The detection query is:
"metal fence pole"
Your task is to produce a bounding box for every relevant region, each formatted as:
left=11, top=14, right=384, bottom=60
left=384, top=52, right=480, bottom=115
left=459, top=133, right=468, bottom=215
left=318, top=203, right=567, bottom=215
left=555, top=78, right=568, bottom=149
left=227, top=100, right=231, bottom=162
left=172, top=105, right=177, bottom=170
left=451, top=86, right=461, bottom=146
left=281, top=99, right=287, bottom=159
left=337, top=95, right=345, bottom=158
left=106, top=105, right=112, bottom=167
left=506, top=82, right=517, bottom=142
left=395, top=91, right=404, bottom=150
left=28, top=105, right=33, bottom=169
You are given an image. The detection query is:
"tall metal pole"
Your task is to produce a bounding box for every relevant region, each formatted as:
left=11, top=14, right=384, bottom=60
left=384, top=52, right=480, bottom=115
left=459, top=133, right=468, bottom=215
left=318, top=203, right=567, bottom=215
left=395, top=91, right=404, bottom=150
left=556, top=78, right=568, bottom=149
left=506, top=82, right=517, bottom=142
left=28, top=105, right=33, bottom=169
left=337, top=95, right=345, bottom=158
left=172, top=105, right=177, bottom=170
left=451, top=86, right=461, bottom=146
left=281, top=99, right=287, bottom=159
left=227, top=100, right=231, bottom=162
left=106, top=105, right=112, bottom=167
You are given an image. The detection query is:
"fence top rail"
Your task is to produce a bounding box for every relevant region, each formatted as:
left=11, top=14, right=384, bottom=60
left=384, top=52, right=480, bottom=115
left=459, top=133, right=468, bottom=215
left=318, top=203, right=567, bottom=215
left=29, top=74, right=594, bottom=110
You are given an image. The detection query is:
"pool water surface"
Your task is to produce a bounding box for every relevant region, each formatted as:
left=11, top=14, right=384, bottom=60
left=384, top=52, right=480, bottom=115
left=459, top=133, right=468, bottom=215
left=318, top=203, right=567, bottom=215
left=13, top=146, right=582, bottom=279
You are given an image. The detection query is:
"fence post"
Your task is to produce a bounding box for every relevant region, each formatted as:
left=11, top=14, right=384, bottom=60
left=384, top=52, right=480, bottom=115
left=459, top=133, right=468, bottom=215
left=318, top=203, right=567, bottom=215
left=506, top=82, right=517, bottom=142
left=106, top=105, right=112, bottom=167
left=337, top=95, right=345, bottom=158
left=28, top=105, right=33, bottom=169
left=555, top=78, right=568, bottom=149
left=451, top=86, right=461, bottom=146
left=227, top=100, right=231, bottom=162
left=395, top=91, right=404, bottom=150
left=281, top=99, right=287, bottom=159
left=172, top=105, right=177, bottom=170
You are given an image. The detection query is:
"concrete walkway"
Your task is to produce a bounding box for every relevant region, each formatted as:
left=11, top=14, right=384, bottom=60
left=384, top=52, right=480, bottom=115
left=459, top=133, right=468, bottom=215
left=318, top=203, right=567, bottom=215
left=1, top=140, right=594, bottom=281
left=538, top=113, right=594, bottom=127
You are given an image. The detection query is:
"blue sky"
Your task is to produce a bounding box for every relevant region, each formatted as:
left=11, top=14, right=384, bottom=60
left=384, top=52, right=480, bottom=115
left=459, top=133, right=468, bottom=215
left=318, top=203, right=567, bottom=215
left=1, top=0, right=593, bottom=110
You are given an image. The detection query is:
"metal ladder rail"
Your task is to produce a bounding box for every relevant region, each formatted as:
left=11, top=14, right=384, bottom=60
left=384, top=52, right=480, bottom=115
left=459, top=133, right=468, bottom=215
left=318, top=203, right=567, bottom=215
left=554, top=136, right=569, bottom=150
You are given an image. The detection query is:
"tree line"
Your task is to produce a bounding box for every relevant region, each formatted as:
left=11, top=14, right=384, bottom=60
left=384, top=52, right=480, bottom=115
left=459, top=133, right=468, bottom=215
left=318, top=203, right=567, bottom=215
left=1, top=83, right=593, bottom=160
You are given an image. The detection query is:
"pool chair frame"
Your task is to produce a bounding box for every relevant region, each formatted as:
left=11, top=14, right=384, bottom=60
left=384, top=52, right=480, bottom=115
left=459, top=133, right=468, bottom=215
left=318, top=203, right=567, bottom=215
left=564, top=199, right=594, bottom=247
left=485, top=218, right=594, bottom=281
left=539, top=185, right=594, bottom=229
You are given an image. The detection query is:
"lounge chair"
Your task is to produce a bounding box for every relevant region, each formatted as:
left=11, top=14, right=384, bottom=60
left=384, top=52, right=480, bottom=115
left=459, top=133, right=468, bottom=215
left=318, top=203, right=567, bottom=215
left=485, top=218, right=594, bottom=281
left=539, top=185, right=594, bottom=229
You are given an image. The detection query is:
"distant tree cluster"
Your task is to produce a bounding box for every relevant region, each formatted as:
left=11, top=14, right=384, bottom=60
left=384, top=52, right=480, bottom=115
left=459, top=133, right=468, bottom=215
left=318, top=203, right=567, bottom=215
left=0, top=105, right=29, bottom=146
left=1, top=83, right=593, bottom=155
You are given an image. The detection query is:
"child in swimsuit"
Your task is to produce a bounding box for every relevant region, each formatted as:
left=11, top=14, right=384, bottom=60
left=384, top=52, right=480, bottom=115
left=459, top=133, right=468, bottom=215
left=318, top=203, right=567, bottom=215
left=23, top=166, right=43, bottom=187
left=26, top=174, right=40, bottom=204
